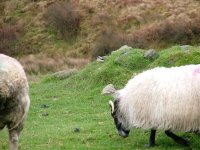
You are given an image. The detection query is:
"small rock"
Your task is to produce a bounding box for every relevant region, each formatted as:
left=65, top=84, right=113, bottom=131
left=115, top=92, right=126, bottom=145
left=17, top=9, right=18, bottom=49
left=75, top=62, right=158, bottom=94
left=41, top=113, right=49, bottom=117
left=144, top=49, right=159, bottom=60
left=102, top=84, right=116, bottom=95
left=40, top=104, right=49, bottom=108
left=111, top=45, right=132, bottom=54
left=74, top=128, right=80, bottom=133
left=52, top=69, right=78, bottom=79
left=180, top=45, right=191, bottom=51
left=97, top=56, right=105, bottom=62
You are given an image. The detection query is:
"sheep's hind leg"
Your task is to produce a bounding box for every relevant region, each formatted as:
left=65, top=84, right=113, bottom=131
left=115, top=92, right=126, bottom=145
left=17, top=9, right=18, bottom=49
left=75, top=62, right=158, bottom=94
left=165, top=130, right=190, bottom=147
left=145, top=129, right=156, bottom=147
left=8, top=129, right=20, bottom=150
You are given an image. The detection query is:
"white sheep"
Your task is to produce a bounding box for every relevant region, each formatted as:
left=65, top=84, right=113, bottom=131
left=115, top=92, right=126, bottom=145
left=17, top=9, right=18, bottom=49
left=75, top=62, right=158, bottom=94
left=0, top=54, right=30, bottom=150
left=103, top=64, right=200, bottom=147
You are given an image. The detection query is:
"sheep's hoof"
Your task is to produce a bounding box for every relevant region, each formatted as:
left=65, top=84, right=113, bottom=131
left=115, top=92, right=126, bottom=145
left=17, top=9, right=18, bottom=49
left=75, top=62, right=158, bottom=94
left=144, top=143, right=155, bottom=147
left=175, top=138, right=190, bottom=147
left=182, top=140, right=190, bottom=147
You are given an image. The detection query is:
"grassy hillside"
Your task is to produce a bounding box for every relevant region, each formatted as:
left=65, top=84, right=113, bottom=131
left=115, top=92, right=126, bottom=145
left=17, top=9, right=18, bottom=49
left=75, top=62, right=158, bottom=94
left=0, top=0, right=200, bottom=74
left=1, top=46, right=200, bottom=149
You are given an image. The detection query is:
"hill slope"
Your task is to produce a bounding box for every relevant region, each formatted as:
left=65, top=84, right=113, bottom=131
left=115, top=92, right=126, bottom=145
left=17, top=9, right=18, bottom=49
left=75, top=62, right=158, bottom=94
left=1, top=46, right=200, bottom=149
left=0, top=0, right=200, bottom=74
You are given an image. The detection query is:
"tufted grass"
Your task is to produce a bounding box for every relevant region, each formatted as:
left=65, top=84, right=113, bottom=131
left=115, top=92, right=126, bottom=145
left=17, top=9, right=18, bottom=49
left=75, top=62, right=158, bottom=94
left=1, top=46, right=200, bottom=149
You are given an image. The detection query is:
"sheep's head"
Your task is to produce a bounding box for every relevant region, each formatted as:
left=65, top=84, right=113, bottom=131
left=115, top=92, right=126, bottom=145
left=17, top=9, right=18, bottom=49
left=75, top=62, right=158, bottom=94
left=109, top=100, right=130, bottom=138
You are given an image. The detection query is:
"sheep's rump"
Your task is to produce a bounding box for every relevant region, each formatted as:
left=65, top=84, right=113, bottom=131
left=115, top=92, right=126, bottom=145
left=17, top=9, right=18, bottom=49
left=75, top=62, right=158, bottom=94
left=0, top=54, right=29, bottom=129
left=118, top=64, right=200, bottom=132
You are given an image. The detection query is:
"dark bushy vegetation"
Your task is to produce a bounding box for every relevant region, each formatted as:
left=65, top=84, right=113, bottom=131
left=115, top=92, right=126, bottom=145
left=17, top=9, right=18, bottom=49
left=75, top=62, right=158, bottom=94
left=129, top=17, right=200, bottom=48
left=0, top=25, right=20, bottom=56
left=92, top=16, right=200, bottom=57
left=92, top=27, right=125, bottom=57
left=0, top=24, right=37, bottom=56
left=45, top=1, right=81, bottom=41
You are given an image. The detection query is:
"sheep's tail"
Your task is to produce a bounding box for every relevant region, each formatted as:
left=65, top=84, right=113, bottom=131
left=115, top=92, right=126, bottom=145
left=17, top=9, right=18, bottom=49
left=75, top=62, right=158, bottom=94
left=102, top=84, right=117, bottom=97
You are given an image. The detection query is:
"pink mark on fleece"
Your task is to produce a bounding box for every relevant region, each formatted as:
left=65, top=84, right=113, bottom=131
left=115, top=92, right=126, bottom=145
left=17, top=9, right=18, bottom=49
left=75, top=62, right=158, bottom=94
left=194, top=67, right=200, bottom=74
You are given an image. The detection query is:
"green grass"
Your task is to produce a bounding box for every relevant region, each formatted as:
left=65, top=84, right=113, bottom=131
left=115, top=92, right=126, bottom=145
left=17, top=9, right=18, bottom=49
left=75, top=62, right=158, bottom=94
left=1, top=46, right=200, bottom=149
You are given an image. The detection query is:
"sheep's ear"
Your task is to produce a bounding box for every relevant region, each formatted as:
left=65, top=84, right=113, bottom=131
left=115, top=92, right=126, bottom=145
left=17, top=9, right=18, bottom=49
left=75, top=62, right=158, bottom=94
left=109, top=100, right=114, bottom=114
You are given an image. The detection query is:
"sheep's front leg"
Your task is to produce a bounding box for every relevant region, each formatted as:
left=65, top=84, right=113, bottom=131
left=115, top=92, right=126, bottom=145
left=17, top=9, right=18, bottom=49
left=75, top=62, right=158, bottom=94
left=165, top=130, right=190, bottom=147
left=145, top=129, right=156, bottom=147
left=8, top=129, right=20, bottom=150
